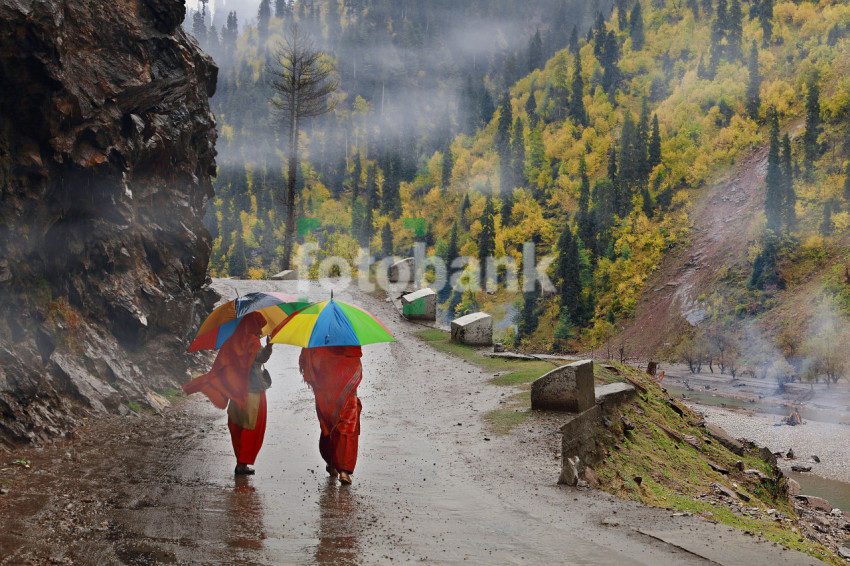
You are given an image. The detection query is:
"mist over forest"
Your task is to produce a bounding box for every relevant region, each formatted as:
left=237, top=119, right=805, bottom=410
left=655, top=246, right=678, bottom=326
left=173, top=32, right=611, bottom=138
left=183, top=0, right=850, bottom=385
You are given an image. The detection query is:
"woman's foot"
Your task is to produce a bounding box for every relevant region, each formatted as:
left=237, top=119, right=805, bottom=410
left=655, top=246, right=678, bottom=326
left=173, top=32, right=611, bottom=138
left=326, top=465, right=338, bottom=478
left=235, top=464, right=255, bottom=475
left=339, top=471, right=352, bottom=485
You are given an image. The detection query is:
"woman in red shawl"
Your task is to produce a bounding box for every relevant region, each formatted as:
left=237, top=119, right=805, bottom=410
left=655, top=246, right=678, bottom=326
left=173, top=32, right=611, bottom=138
left=183, top=312, right=273, bottom=475
left=299, top=346, right=363, bottom=485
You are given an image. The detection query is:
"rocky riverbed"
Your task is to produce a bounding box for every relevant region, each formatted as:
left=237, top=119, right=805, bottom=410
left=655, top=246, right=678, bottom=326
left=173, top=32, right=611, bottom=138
left=684, top=404, right=850, bottom=485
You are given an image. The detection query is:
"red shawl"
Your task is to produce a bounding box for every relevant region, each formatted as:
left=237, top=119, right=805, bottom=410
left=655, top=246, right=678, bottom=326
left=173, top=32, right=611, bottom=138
left=183, top=312, right=265, bottom=410
left=299, top=346, right=362, bottom=435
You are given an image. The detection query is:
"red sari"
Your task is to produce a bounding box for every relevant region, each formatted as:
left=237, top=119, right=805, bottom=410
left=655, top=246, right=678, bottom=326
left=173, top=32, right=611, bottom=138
left=299, top=346, right=363, bottom=474
left=184, top=312, right=268, bottom=465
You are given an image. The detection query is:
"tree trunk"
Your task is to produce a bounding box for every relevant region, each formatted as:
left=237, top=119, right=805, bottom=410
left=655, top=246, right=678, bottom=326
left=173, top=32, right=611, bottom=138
left=282, top=118, right=299, bottom=271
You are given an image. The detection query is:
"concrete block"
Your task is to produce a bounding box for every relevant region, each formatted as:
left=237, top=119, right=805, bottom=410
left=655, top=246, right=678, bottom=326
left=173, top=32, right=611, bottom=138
left=595, top=382, right=636, bottom=411
left=389, top=257, right=415, bottom=283
left=531, top=359, right=595, bottom=412
left=450, top=312, right=493, bottom=346
left=558, top=404, right=603, bottom=484
left=270, top=270, right=297, bottom=281
left=401, top=288, right=437, bottom=320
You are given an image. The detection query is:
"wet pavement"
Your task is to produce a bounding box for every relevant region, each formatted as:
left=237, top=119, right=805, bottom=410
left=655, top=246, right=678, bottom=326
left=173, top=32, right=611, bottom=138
left=0, top=279, right=823, bottom=564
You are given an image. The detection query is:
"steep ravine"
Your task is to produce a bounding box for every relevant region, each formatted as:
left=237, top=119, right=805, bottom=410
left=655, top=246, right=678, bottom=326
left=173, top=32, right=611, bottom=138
left=0, top=0, right=218, bottom=446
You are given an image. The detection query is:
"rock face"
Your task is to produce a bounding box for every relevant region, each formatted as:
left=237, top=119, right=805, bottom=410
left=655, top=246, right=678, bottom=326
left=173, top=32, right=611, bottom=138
left=0, top=0, right=218, bottom=445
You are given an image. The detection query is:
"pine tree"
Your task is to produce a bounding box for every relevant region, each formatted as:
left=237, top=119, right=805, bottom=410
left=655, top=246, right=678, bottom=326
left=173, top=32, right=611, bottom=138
left=726, top=0, right=743, bottom=61
left=361, top=201, right=374, bottom=248
left=222, top=11, right=238, bottom=62
left=780, top=133, right=796, bottom=231
left=648, top=114, right=662, bottom=169
left=365, top=164, right=378, bottom=208
left=555, top=220, right=581, bottom=321
left=380, top=157, right=402, bottom=218
left=230, top=229, right=248, bottom=278
left=569, top=25, right=579, bottom=54
left=381, top=222, right=394, bottom=258
left=441, top=143, right=454, bottom=190
left=525, top=92, right=538, bottom=128
left=528, top=29, right=544, bottom=72
left=440, top=221, right=460, bottom=303
left=636, top=100, right=651, bottom=184
left=802, top=79, right=822, bottom=173
left=616, top=0, right=629, bottom=31
left=629, top=1, right=646, bottom=51
left=708, top=0, right=727, bottom=76
left=517, top=283, right=540, bottom=339
left=759, top=0, right=773, bottom=46
left=275, top=0, right=291, bottom=19
left=601, top=30, right=620, bottom=96
left=351, top=154, right=362, bottom=199
left=844, top=161, right=850, bottom=210
left=819, top=201, right=833, bottom=236
left=351, top=197, right=365, bottom=243
left=478, top=197, right=496, bottom=290
left=192, top=9, right=207, bottom=47
left=496, top=94, right=514, bottom=205
left=745, top=41, right=762, bottom=120
left=459, top=193, right=471, bottom=230
left=576, top=154, right=595, bottom=251
left=764, top=110, right=783, bottom=233
left=257, top=0, right=272, bottom=47
left=569, top=53, right=587, bottom=126
left=511, top=117, right=526, bottom=193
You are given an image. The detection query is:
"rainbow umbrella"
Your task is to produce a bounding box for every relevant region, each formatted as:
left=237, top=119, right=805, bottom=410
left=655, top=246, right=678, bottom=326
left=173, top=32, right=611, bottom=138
left=189, top=291, right=310, bottom=351
left=269, top=299, right=395, bottom=348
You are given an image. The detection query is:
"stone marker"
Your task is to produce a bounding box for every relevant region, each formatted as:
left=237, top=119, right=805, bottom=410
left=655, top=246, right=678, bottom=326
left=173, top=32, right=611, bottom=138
left=450, top=312, right=492, bottom=345
left=401, top=288, right=436, bottom=320
left=595, top=382, right=636, bottom=410
left=389, top=257, right=415, bottom=283
left=531, top=359, right=594, bottom=412
left=270, top=270, right=297, bottom=280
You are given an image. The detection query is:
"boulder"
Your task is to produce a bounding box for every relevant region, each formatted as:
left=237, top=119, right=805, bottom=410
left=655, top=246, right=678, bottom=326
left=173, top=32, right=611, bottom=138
left=389, top=257, right=415, bottom=283
left=450, top=312, right=493, bottom=346
left=401, top=288, right=436, bottom=320
left=796, top=495, right=833, bottom=513
left=271, top=270, right=298, bottom=281
left=704, top=422, right=745, bottom=455
left=531, top=360, right=595, bottom=412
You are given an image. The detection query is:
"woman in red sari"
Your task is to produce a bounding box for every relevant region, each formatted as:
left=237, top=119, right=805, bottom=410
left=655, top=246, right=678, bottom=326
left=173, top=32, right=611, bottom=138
left=299, top=346, right=363, bottom=485
left=183, top=312, right=273, bottom=475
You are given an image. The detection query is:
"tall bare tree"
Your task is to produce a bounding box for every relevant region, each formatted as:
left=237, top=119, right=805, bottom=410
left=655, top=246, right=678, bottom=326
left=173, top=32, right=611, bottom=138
left=267, top=25, right=338, bottom=270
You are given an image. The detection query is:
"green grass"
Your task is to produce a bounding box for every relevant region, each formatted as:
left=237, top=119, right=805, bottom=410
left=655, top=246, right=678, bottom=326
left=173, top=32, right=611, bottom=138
left=154, top=388, right=184, bottom=403
left=125, top=401, right=146, bottom=413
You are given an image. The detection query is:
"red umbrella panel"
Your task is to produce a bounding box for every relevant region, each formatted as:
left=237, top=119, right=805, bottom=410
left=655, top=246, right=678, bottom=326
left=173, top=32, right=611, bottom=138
left=189, top=291, right=310, bottom=351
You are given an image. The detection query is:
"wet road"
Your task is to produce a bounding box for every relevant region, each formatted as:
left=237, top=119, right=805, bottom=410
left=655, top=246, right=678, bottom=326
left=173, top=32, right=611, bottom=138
left=79, top=279, right=821, bottom=565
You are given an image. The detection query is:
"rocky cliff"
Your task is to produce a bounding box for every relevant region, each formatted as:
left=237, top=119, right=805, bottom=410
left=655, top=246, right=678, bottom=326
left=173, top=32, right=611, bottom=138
left=0, top=0, right=218, bottom=445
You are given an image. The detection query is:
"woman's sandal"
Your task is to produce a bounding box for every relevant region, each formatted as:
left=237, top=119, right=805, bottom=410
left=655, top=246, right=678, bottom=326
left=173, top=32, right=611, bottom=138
left=339, top=471, right=352, bottom=485
left=326, top=465, right=338, bottom=478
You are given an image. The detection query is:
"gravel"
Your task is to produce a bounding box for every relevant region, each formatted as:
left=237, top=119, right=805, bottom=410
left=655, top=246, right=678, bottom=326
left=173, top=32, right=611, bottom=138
left=687, top=403, right=850, bottom=484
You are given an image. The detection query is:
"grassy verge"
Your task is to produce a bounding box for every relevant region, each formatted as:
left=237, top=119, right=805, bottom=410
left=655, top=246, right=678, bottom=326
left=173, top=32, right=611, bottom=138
left=594, top=366, right=842, bottom=565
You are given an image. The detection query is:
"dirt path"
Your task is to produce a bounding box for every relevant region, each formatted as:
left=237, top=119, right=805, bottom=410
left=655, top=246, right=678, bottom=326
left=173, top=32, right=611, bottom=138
left=0, top=279, right=820, bottom=564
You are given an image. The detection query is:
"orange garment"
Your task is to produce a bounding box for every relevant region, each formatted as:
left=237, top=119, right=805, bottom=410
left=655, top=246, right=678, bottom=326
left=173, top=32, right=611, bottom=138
left=299, top=346, right=363, bottom=473
left=183, top=312, right=265, bottom=410
left=228, top=391, right=268, bottom=465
